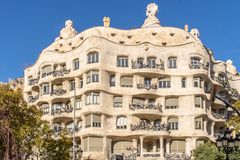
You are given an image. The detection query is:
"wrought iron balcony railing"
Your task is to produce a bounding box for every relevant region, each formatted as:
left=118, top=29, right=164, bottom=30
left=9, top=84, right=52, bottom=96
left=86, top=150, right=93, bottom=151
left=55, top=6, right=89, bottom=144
left=189, top=63, right=209, bottom=70
left=165, top=153, right=191, bottom=160
left=28, top=95, right=39, bottom=103
left=52, top=69, right=71, bottom=77
left=129, top=103, right=162, bottom=112
left=50, top=89, right=67, bottom=96
left=137, top=83, right=158, bottom=90
left=143, top=153, right=161, bottom=158
left=211, top=112, right=226, bottom=120
left=130, top=120, right=169, bottom=131
left=51, top=107, right=73, bottom=115
left=28, top=78, right=39, bottom=86
left=131, top=60, right=164, bottom=70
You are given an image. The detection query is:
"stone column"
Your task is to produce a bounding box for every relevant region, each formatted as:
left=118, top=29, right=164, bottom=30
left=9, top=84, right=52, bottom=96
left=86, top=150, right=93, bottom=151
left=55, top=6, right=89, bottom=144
left=116, top=73, right=121, bottom=87
left=153, top=140, right=157, bottom=152
left=211, top=122, right=215, bottom=137
left=140, top=136, right=144, bottom=157
left=133, top=138, right=138, bottom=148
left=103, top=136, right=107, bottom=158
left=82, top=115, right=85, bottom=129
left=101, top=114, right=105, bottom=128
left=49, top=101, right=52, bottom=115
left=204, top=120, right=207, bottom=131
left=185, top=138, right=191, bottom=155
left=159, top=137, right=164, bottom=158
left=166, top=138, right=170, bottom=154
left=108, top=138, right=112, bottom=159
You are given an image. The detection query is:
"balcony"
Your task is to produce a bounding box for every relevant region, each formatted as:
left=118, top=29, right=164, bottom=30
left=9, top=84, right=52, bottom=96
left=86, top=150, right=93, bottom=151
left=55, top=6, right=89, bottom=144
left=52, top=69, right=70, bottom=77
left=129, top=103, right=162, bottom=112
left=211, top=112, right=226, bottom=120
left=28, top=78, right=39, bottom=86
left=143, top=152, right=161, bottom=158
left=28, top=95, right=39, bottom=103
left=189, top=63, right=209, bottom=70
left=165, top=153, right=190, bottom=160
left=50, top=89, right=67, bottom=96
left=130, top=120, right=169, bottom=131
left=51, top=107, right=73, bottom=115
left=137, top=83, right=157, bottom=90
left=131, top=60, right=164, bottom=70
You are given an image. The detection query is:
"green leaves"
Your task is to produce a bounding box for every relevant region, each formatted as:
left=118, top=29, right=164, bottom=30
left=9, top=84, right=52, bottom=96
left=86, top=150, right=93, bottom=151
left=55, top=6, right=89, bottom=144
left=193, top=142, right=225, bottom=160
left=0, top=84, right=73, bottom=159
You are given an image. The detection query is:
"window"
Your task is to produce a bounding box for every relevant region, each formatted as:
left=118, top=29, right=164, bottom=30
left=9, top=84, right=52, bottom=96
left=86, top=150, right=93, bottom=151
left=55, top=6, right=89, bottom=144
left=193, top=77, right=201, bottom=88
left=87, top=52, right=99, bottom=64
left=195, top=117, right=203, bottom=130
left=113, top=96, right=123, bottom=107
left=110, top=75, right=116, bottom=87
left=168, top=117, right=178, bottom=130
left=120, top=76, right=133, bottom=87
left=92, top=114, right=101, bottom=127
left=42, top=83, right=50, bottom=95
left=69, top=80, right=75, bottom=91
left=190, top=57, right=201, bottom=69
left=76, top=99, right=82, bottom=110
left=144, top=78, right=151, bottom=86
left=41, top=65, right=52, bottom=78
left=132, top=97, right=145, bottom=105
left=137, top=57, right=144, bottom=68
left=158, top=78, right=171, bottom=88
left=52, top=103, right=63, bottom=114
left=116, top=116, right=127, bottom=129
left=182, top=78, right=186, bottom=88
left=66, top=121, right=74, bottom=133
left=170, top=140, right=185, bottom=153
left=86, top=92, right=100, bottom=105
left=147, top=57, right=156, bottom=68
left=79, top=78, right=83, bottom=88
left=113, top=141, right=132, bottom=154
left=165, top=98, right=178, bottom=109
left=73, top=59, right=79, bottom=70
left=85, top=114, right=91, bottom=128
left=168, top=57, right=177, bottom=68
left=85, top=114, right=101, bottom=128
left=83, top=137, right=103, bottom=152
left=87, top=70, right=99, bottom=83
left=53, top=123, right=62, bottom=134
left=117, top=56, right=128, bottom=67
left=195, top=96, right=203, bottom=108
left=41, top=103, right=49, bottom=114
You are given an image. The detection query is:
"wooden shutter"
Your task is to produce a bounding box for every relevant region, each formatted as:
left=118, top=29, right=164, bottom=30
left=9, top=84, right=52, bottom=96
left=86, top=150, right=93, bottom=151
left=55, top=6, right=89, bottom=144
left=89, top=137, right=103, bottom=151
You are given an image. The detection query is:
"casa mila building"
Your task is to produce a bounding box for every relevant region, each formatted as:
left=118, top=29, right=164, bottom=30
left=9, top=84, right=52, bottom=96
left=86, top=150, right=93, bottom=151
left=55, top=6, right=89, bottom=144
left=24, top=3, right=240, bottom=160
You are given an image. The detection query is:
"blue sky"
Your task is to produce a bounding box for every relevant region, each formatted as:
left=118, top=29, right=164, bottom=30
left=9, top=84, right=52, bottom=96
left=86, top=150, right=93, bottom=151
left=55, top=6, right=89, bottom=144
left=0, top=0, right=239, bottom=82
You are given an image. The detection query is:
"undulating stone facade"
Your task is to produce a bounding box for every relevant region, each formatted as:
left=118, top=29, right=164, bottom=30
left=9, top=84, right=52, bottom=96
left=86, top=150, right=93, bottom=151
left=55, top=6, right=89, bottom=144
left=24, top=3, right=240, bottom=160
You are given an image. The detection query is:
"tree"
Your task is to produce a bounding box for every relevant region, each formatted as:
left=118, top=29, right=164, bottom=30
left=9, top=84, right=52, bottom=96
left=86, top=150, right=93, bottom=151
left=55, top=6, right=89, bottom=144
left=192, top=142, right=224, bottom=160
left=39, top=129, right=73, bottom=160
left=0, top=84, right=44, bottom=159
left=226, top=101, right=240, bottom=132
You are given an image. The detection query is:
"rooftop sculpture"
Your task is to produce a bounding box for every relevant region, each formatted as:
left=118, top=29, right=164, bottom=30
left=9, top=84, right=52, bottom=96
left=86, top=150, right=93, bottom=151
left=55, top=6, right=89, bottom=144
left=142, top=3, right=161, bottom=28
left=56, top=20, right=77, bottom=40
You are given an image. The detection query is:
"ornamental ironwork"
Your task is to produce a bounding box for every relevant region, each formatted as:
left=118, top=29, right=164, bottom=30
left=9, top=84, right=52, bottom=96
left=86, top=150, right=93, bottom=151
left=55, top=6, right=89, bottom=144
left=131, top=59, right=164, bottom=70
left=137, top=83, right=157, bottom=90
left=28, top=78, right=39, bottom=86
left=28, top=95, right=39, bottom=103
left=165, top=153, right=191, bottom=160
left=129, top=103, right=162, bottom=112
left=130, top=120, right=169, bottom=131
left=211, top=111, right=226, bottom=120
left=50, top=88, right=67, bottom=96
left=52, top=69, right=71, bottom=77
left=189, top=63, right=209, bottom=70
